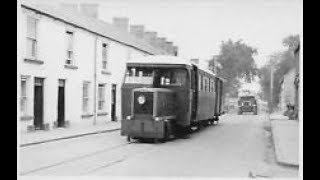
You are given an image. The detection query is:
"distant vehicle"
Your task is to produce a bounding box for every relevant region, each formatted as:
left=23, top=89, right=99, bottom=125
left=121, top=55, right=225, bottom=143
left=238, top=96, right=258, bottom=115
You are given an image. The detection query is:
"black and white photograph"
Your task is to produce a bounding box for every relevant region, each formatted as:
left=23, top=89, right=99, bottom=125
left=17, top=0, right=302, bottom=179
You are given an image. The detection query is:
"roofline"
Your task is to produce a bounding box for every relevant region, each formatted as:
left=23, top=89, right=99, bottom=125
left=21, top=4, right=158, bottom=56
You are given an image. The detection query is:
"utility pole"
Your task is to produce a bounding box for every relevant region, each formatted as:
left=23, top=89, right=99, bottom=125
left=270, top=64, right=274, bottom=113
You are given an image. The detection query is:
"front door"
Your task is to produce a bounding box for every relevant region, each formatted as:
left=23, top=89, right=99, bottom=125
left=34, top=78, right=44, bottom=129
left=57, top=79, right=65, bottom=127
left=111, top=84, right=116, bottom=121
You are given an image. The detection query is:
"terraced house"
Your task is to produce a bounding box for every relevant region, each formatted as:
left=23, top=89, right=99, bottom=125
left=18, top=2, right=178, bottom=133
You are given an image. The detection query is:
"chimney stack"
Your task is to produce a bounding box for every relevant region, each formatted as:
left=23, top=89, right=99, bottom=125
left=80, top=4, right=99, bottom=18
left=130, top=25, right=145, bottom=39
left=191, top=58, right=199, bottom=64
left=157, top=37, right=167, bottom=50
left=144, top=31, right=157, bottom=46
left=165, top=41, right=173, bottom=55
left=173, top=46, right=178, bottom=56
left=112, top=17, right=129, bottom=31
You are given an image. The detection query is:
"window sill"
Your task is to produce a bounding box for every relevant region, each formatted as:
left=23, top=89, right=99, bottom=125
left=20, top=115, right=34, bottom=121
left=98, top=112, right=108, bottom=116
left=82, top=114, right=94, bottom=118
left=64, top=64, right=78, bottom=70
left=24, top=58, right=44, bottom=64
left=101, top=70, right=111, bottom=75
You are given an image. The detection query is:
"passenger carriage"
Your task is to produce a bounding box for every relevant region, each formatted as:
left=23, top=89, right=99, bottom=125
left=121, top=55, right=224, bottom=142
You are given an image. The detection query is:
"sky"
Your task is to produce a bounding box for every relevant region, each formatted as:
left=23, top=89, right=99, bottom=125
left=95, top=0, right=302, bottom=67
left=25, top=0, right=302, bottom=93
left=96, top=0, right=302, bottom=93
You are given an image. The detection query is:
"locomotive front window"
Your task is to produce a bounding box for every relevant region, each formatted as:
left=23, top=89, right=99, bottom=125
left=124, top=67, right=154, bottom=85
left=124, top=67, right=188, bottom=87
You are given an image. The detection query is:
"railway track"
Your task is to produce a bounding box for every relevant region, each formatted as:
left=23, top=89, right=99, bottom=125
left=20, top=141, right=133, bottom=175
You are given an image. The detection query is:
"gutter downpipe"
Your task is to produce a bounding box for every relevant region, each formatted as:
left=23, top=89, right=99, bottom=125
left=93, top=37, right=98, bottom=125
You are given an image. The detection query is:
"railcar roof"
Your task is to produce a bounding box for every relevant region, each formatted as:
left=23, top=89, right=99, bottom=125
left=127, top=55, right=217, bottom=76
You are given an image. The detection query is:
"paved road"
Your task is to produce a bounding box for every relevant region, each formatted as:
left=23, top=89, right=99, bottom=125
left=19, top=113, right=298, bottom=178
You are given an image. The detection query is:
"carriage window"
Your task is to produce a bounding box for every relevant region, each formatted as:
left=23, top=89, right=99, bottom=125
left=199, top=75, right=202, bottom=91
left=203, top=77, right=207, bottom=92
left=206, top=78, right=210, bottom=92
left=212, top=79, right=215, bottom=92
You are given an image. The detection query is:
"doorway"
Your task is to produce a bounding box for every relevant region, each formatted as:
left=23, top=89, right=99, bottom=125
left=57, top=79, right=65, bottom=127
left=191, top=65, right=198, bottom=120
left=111, top=84, right=116, bottom=121
left=34, top=78, right=44, bottom=130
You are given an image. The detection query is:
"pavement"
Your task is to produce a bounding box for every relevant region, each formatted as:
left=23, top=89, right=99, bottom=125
left=19, top=121, right=121, bottom=147
left=269, top=113, right=299, bottom=167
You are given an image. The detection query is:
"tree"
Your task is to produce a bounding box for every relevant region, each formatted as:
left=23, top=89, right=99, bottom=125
left=283, top=34, right=300, bottom=50
left=209, top=39, right=258, bottom=97
left=259, top=34, right=299, bottom=108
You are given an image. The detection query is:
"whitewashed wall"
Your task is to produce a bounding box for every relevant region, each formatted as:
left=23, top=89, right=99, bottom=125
left=19, top=7, right=154, bottom=132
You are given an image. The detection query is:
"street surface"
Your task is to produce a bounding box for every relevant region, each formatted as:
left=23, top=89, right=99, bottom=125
left=20, top=113, right=298, bottom=178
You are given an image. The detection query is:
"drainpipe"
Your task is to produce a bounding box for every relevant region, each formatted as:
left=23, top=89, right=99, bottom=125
left=93, top=37, right=98, bottom=125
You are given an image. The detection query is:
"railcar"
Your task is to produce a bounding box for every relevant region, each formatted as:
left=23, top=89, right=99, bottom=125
left=121, top=55, right=224, bottom=142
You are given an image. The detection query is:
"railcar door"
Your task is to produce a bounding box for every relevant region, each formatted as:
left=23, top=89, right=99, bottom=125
left=214, top=77, right=220, bottom=116
left=218, top=79, right=223, bottom=114
left=191, top=65, right=198, bottom=120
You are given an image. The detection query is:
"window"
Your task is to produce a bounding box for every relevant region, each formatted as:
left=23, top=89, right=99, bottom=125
left=102, top=43, right=108, bottom=69
left=199, top=75, right=202, bottom=91
left=206, top=78, right=210, bottom=92
left=26, top=16, right=37, bottom=59
left=98, top=84, right=105, bottom=111
left=66, top=31, right=74, bottom=65
left=158, top=69, right=187, bottom=87
left=212, top=79, right=215, bottom=92
left=82, top=82, right=90, bottom=113
left=203, top=77, right=207, bottom=92
left=124, top=68, right=187, bottom=87
left=20, top=78, right=28, bottom=115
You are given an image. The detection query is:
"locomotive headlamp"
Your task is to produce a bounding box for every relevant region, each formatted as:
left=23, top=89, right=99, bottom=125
left=154, top=117, right=163, bottom=121
left=126, top=116, right=132, bottom=120
left=138, top=95, right=146, bottom=104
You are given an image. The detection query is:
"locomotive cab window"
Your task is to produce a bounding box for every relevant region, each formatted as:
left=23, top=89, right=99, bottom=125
left=156, top=69, right=187, bottom=87
left=124, top=67, right=154, bottom=84
left=124, top=67, right=188, bottom=87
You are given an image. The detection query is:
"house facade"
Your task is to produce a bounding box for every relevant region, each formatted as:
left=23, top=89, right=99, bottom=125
left=279, top=44, right=300, bottom=119
left=18, top=2, right=177, bottom=133
left=279, top=68, right=296, bottom=112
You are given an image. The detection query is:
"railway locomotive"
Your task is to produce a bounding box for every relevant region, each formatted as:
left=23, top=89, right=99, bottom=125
left=121, top=55, right=224, bottom=142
